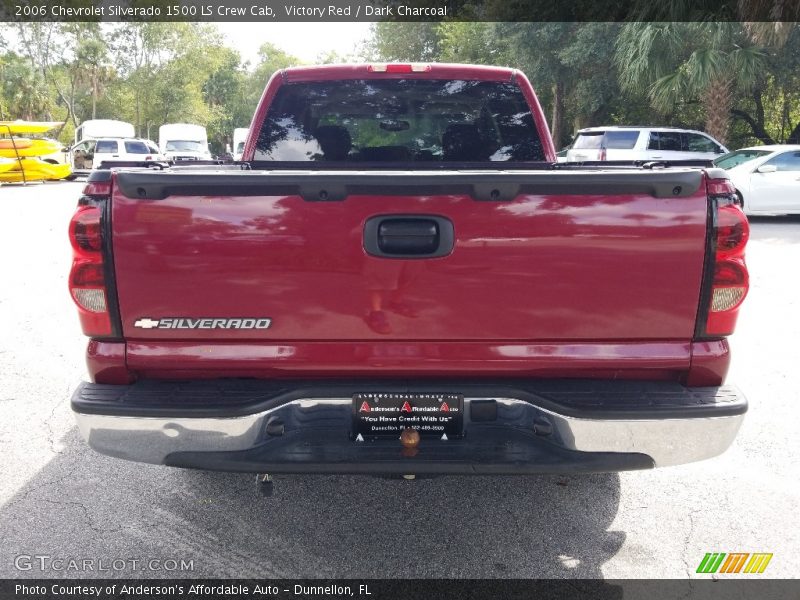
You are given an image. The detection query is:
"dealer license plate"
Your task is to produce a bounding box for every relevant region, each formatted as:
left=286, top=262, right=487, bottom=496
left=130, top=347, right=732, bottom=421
left=352, top=392, right=464, bottom=439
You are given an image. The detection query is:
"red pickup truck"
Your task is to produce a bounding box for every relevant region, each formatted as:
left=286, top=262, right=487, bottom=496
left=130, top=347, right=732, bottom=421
left=69, top=64, right=749, bottom=483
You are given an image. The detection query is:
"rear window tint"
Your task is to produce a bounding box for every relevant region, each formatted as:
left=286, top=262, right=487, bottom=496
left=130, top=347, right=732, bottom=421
left=572, top=132, right=604, bottom=149
left=648, top=131, right=683, bottom=151
left=124, top=141, right=150, bottom=154
left=686, top=133, right=720, bottom=153
left=604, top=131, right=639, bottom=149
left=95, top=140, right=118, bottom=154
left=714, top=150, right=770, bottom=169
left=253, top=79, right=545, bottom=164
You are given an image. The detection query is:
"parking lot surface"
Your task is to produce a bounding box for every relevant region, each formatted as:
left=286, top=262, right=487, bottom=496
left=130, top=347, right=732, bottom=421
left=0, top=181, right=797, bottom=579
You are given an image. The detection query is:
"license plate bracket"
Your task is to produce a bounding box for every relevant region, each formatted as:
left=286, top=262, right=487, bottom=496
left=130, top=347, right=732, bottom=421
left=352, top=392, right=464, bottom=440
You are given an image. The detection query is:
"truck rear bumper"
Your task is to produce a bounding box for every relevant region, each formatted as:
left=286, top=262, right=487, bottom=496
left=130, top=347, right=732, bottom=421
left=71, top=379, right=746, bottom=473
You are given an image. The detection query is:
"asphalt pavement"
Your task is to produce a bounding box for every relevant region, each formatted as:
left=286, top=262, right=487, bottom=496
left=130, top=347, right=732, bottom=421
left=0, top=180, right=797, bottom=580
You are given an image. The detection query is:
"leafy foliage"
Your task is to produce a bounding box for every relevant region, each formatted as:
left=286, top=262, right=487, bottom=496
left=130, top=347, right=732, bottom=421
left=0, top=23, right=301, bottom=153
left=4, top=22, right=800, bottom=153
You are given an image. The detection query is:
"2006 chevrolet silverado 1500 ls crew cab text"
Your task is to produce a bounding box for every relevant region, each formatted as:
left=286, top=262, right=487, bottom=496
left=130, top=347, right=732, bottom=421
left=68, top=64, right=749, bottom=482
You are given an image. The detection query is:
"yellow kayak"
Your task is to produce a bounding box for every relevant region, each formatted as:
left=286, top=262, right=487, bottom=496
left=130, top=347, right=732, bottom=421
left=0, top=157, right=72, bottom=182
left=0, top=157, right=18, bottom=173
left=0, top=121, right=62, bottom=135
left=0, top=138, right=61, bottom=158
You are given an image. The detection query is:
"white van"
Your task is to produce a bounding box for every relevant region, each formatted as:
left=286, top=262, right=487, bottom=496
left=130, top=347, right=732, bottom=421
left=232, top=127, right=249, bottom=161
left=159, top=123, right=212, bottom=161
left=565, top=126, right=728, bottom=162
left=74, top=120, right=135, bottom=144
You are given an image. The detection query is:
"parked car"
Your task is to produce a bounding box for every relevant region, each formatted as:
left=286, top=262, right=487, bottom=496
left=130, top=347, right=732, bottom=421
left=69, top=137, right=167, bottom=175
left=714, top=145, right=800, bottom=216
left=565, top=126, right=728, bottom=162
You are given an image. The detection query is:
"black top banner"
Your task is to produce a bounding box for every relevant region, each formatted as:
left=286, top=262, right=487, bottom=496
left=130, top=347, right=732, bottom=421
left=2, top=0, right=800, bottom=22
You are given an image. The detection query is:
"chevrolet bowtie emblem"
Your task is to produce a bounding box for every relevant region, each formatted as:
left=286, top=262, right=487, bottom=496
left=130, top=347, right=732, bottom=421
left=134, top=318, right=160, bottom=329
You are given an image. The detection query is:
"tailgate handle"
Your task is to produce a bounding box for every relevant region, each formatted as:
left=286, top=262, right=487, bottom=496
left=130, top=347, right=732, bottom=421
left=364, top=215, right=454, bottom=259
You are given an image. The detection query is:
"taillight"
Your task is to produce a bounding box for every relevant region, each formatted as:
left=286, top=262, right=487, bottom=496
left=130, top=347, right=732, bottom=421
left=70, top=208, right=102, bottom=252
left=700, top=178, right=750, bottom=337
left=69, top=182, right=113, bottom=337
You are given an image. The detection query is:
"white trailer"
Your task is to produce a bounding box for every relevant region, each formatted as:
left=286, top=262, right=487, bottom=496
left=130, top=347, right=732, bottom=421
left=74, top=120, right=134, bottom=144
left=232, top=128, right=249, bottom=161
left=159, top=123, right=211, bottom=161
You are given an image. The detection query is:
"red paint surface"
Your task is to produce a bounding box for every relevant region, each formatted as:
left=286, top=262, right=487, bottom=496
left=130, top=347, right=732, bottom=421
left=687, top=339, right=730, bottom=386
left=123, top=340, right=690, bottom=378
left=89, top=338, right=729, bottom=384
left=86, top=340, right=131, bottom=384
left=111, top=186, right=708, bottom=344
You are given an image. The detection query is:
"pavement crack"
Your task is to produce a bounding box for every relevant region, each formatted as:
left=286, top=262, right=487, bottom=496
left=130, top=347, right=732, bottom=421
left=40, top=498, right=109, bottom=534
left=679, top=506, right=700, bottom=599
left=4, top=470, right=77, bottom=509
left=43, top=390, right=68, bottom=455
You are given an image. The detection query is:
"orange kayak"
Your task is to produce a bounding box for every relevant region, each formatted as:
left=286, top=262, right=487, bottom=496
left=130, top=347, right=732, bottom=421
left=0, top=139, right=33, bottom=150
left=0, top=138, right=60, bottom=158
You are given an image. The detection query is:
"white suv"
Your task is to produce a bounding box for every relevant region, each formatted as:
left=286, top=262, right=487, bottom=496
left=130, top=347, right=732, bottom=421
left=565, top=126, right=728, bottom=163
left=70, top=138, right=166, bottom=175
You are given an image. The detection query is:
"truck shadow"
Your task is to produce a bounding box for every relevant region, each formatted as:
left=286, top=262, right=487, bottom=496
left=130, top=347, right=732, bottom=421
left=0, top=428, right=624, bottom=582
left=180, top=469, right=625, bottom=580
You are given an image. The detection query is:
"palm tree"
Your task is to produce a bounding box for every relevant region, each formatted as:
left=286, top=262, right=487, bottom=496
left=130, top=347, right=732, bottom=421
left=76, top=38, right=113, bottom=120
left=615, top=23, right=764, bottom=145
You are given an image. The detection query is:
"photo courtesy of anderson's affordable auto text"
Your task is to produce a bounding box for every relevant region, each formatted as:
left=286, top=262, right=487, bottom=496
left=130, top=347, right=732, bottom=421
left=0, top=1, right=799, bottom=599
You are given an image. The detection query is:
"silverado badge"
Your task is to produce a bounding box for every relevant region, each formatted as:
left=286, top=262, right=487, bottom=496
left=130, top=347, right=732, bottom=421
left=133, top=318, right=272, bottom=330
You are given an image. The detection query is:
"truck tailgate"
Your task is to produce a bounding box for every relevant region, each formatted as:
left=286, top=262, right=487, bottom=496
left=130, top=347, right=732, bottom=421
left=110, top=170, right=709, bottom=344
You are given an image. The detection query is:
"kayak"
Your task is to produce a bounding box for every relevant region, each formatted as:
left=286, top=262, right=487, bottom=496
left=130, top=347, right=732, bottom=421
left=0, top=157, right=72, bottom=182
left=0, top=157, right=18, bottom=173
left=0, top=138, right=61, bottom=158
left=0, top=121, right=62, bottom=135
left=0, top=139, right=33, bottom=150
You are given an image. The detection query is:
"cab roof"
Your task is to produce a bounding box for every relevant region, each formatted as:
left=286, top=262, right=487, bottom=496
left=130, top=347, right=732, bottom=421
left=281, top=63, right=517, bottom=83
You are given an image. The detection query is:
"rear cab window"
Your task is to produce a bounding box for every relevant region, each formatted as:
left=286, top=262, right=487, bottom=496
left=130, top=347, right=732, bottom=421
left=253, top=79, right=545, bottom=165
left=604, top=131, right=639, bottom=149
left=572, top=130, right=639, bottom=150
left=124, top=141, right=151, bottom=154
left=95, top=140, right=119, bottom=154
left=648, top=131, right=722, bottom=153
left=572, top=132, right=604, bottom=149
left=686, top=133, right=721, bottom=153
left=647, top=131, right=683, bottom=151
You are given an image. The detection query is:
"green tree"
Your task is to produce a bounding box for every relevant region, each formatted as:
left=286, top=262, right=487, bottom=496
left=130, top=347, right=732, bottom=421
left=247, top=42, right=301, bottom=108
left=75, top=37, right=114, bottom=120
left=616, top=23, right=764, bottom=144
left=0, top=52, right=50, bottom=120
left=364, top=23, right=443, bottom=61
